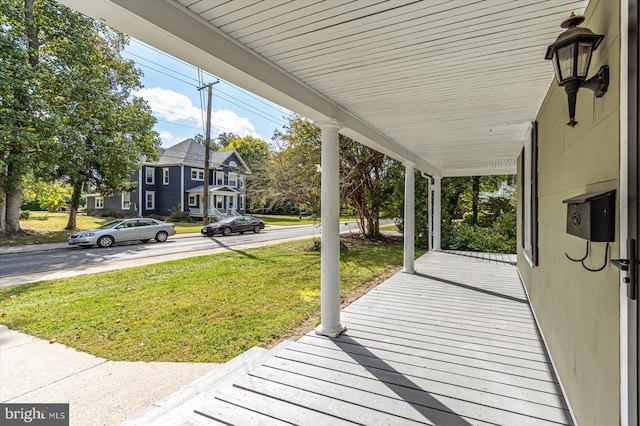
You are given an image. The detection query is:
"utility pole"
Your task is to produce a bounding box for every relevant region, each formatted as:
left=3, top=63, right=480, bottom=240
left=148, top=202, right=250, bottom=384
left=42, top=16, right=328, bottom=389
left=198, top=80, right=219, bottom=225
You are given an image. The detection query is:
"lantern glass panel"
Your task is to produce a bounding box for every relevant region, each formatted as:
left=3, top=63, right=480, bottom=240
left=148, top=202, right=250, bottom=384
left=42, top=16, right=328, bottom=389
left=576, top=42, right=593, bottom=78
left=556, top=44, right=575, bottom=81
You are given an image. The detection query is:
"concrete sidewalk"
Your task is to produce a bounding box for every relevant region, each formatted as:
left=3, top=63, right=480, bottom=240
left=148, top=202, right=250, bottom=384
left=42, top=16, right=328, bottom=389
left=0, top=325, right=218, bottom=426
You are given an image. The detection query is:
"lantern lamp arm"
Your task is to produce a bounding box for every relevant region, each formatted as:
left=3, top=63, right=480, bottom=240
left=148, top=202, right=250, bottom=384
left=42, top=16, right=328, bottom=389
left=581, top=65, right=609, bottom=97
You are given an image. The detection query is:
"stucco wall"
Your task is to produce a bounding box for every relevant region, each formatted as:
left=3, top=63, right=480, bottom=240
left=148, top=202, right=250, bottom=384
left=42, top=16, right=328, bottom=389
left=517, top=0, right=621, bottom=424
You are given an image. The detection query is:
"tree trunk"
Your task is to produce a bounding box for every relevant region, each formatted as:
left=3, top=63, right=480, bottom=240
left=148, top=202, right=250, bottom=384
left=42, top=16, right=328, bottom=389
left=5, top=179, right=23, bottom=233
left=472, top=176, right=480, bottom=226
left=65, top=181, right=83, bottom=230
left=0, top=187, right=6, bottom=235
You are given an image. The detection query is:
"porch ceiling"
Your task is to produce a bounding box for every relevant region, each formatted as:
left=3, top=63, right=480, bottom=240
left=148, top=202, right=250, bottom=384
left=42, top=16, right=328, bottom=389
left=60, top=0, right=589, bottom=176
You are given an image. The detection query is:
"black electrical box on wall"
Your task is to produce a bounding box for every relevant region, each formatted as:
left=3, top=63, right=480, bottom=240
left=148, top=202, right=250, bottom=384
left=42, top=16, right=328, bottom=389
left=562, top=190, right=616, bottom=242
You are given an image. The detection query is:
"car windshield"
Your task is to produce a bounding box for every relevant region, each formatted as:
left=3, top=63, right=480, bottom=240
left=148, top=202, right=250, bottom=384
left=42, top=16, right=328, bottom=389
left=217, top=217, right=236, bottom=225
left=98, top=220, right=124, bottom=229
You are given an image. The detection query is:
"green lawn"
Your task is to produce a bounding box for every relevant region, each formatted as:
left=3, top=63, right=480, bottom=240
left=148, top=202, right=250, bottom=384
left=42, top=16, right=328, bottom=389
left=0, top=237, right=417, bottom=363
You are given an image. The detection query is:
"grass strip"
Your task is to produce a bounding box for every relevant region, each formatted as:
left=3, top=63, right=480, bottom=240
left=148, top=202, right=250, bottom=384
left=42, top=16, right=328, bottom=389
left=0, top=237, right=415, bottom=363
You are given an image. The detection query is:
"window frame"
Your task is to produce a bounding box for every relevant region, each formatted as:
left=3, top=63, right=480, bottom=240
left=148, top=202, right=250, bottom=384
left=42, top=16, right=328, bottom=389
left=188, top=194, right=198, bottom=206
left=145, top=167, right=155, bottom=185
left=216, top=171, right=224, bottom=186
left=163, top=168, right=170, bottom=185
left=145, top=191, right=155, bottom=211
left=95, top=197, right=104, bottom=209
left=191, top=168, right=204, bottom=181
left=228, top=172, right=237, bottom=187
left=121, top=191, right=131, bottom=210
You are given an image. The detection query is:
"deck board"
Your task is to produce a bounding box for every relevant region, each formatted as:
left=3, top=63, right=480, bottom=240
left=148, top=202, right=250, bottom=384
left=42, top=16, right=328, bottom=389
left=195, top=250, right=573, bottom=425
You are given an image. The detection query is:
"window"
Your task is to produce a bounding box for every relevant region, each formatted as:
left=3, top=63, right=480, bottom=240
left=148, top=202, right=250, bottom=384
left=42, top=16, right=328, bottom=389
left=188, top=194, right=198, bottom=206
left=191, top=168, right=204, bottom=181
left=228, top=172, right=237, bottom=187
left=239, top=195, right=244, bottom=210
left=139, top=219, right=155, bottom=227
left=145, top=167, right=155, bottom=185
left=229, top=161, right=237, bottom=168
left=145, top=191, right=155, bottom=210
left=238, top=176, right=244, bottom=189
left=163, top=168, right=169, bottom=185
left=216, top=172, right=224, bottom=185
left=522, top=121, right=539, bottom=266
left=229, top=196, right=234, bottom=209
left=121, top=192, right=131, bottom=210
left=216, top=195, right=223, bottom=209
left=95, top=197, right=104, bottom=209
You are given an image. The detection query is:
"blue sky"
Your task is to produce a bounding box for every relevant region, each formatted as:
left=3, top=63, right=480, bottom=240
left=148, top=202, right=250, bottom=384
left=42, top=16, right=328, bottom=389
left=122, top=38, right=291, bottom=148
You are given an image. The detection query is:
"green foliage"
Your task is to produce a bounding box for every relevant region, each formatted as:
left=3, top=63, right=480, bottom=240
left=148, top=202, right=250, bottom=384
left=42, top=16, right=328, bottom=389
left=19, top=211, right=30, bottom=220
left=309, top=239, right=348, bottom=252
left=21, top=176, right=72, bottom=212
left=169, top=210, right=190, bottom=223
left=440, top=176, right=517, bottom=253
left=0, top=0, right=160, bottom=232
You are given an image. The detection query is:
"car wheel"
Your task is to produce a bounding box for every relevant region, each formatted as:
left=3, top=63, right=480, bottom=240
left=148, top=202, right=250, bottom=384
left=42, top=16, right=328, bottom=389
left=141, top=239, right=150, bottom=243
left=155, top=231, right=168, bottom=242
left=223, top=227, right=231, bottom=236
left=253, top=225, right=261, bottom=234
left=97, top=235, right=114, bottom=248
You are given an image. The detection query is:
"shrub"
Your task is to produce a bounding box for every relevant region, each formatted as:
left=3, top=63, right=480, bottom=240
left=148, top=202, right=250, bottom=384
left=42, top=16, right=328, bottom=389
left=309, top=239, right=348, bottom=252
left=103, top=211, right=118, bottom=218
left=169, top=210, right=190, bottom=223
left=19, top=211, right=30, bottom=220
left=149, top=214, right=166, bottom=221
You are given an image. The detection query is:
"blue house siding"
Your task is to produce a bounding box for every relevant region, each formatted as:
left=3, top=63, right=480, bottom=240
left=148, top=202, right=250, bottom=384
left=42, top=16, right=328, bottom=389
left=83, top=139, right=249, bottom=219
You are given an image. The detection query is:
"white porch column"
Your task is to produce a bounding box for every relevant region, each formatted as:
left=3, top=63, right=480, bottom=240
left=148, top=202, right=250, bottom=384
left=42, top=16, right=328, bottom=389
left=433, top=175, right=442, bottom=251
left=428, top=176, right=433, bottom=251
left=403, top=161, right=415, bottom=273
left=315, top=119, right=346, bottom=338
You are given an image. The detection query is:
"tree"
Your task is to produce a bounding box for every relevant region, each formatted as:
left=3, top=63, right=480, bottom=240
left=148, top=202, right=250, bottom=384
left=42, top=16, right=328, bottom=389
left=217, top=132, right=238, bottom=149
left=0, top=0, right=57, bottom=234
left=221, top=135, right=270, bottom=211
left=262, top=116, right=323, bottom=214
left=22, top=175, right=72, bottom=212
left=339, top=136, right=395, bottom=237
left=1, top=0, right=160, bottom=231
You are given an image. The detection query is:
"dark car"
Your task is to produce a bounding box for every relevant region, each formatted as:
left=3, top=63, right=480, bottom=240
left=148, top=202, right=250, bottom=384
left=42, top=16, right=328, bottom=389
left=201, top=216, right=265, bottom=236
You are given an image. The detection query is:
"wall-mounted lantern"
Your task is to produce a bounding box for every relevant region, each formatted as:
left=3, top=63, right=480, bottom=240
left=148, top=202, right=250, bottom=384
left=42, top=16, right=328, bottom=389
left=545, top=12, right=609, bottom=128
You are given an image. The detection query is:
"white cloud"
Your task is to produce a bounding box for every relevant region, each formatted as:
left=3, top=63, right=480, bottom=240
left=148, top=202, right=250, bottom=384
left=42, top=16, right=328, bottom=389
left=134, top=87, right=203, bottom=126
left=157, top=131, right=184, bottom=148
left=212, top=108, right=262, bottom=140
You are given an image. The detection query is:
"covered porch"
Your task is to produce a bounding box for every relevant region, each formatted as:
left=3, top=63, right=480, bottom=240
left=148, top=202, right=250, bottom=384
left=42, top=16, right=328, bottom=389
left=187, top=185, right=241, bottom=219
left=126, top=250, right=572, bottom=425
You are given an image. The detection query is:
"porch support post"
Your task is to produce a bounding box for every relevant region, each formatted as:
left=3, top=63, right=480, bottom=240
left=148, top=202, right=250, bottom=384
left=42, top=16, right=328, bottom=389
left=315, top=119, right=346, bottom=338
left=403, top=161, right=415, bottom=273
left=433, top=175, right=442, bottom=251
left=428, top=176, right=433, bottom=251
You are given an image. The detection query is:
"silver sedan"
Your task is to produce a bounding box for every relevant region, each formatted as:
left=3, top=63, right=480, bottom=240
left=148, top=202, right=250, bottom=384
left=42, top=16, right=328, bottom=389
left=68, top=218, right=176, bottom=248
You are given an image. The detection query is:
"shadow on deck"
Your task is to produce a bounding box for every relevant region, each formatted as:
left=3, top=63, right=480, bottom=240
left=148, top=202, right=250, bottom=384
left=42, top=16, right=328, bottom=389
left=124, top=250, right=573, bottom=426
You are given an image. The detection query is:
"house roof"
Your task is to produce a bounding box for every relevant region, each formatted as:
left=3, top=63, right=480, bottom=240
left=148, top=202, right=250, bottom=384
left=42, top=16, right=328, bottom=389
left=60, top=0, right=590, bottom=177
left=154, top=138, right=251, bottom=174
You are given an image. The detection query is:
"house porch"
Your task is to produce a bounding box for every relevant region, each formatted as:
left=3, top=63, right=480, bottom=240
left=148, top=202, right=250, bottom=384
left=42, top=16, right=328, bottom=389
left=126, top=250, right=573, bottom=425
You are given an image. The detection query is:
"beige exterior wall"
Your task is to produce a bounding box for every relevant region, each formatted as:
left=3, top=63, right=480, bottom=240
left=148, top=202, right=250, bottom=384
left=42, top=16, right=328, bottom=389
left=517, top=0, right=621, bottom=424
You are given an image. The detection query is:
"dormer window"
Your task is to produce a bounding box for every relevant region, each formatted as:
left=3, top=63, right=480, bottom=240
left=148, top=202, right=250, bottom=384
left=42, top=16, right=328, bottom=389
left=229, top=161, right=237, bottom=168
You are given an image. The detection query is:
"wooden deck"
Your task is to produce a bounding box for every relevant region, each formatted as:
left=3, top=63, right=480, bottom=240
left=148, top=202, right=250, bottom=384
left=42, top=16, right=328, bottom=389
left=189, top=251, right=574, bottom=425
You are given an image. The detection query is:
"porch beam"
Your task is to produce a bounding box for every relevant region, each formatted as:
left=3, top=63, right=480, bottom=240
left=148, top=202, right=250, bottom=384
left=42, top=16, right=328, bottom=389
left=403, top=161, right=415, bottom=274
left=433, top=176, right=442, bottom=252
left=315, top=119, right=346, bottom=338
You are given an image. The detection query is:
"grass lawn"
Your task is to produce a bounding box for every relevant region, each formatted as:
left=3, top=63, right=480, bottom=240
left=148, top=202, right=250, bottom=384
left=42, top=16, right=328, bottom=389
left=0, top=236, right=419, bottom=363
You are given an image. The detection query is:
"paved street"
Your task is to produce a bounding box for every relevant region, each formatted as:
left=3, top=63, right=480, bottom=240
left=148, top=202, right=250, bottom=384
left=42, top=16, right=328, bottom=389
left=0, top=222, right=369, bottom=287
